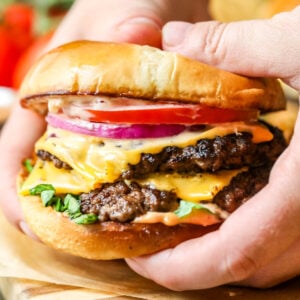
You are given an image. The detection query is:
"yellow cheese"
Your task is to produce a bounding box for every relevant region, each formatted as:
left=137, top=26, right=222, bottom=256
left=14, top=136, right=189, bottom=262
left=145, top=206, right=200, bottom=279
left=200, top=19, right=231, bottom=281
left=21, top=158, right=244, bottom=208
left=135, top=169, right=244, bottom=202
left=20, top=159, right=95, bottom=195
left=35, top=122, right=272, bottom=184
left=20, top=159, right=233, bottom=225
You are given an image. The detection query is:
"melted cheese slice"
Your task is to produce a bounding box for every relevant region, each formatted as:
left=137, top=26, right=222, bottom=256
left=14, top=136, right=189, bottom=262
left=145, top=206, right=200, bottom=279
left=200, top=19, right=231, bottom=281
left=20, top=159, right=94, bottom=195
left=20, top=158, right=244, bottom=201
left=135, top=170, right=244, bottom=202
left=33, top=122, right=272, bottom=185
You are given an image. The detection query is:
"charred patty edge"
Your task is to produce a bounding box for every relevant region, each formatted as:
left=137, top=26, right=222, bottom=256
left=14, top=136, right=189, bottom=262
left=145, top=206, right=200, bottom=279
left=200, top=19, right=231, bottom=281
left=79, top=165, right=271, bottom=223
left=36, top=122, right=286, bottom=179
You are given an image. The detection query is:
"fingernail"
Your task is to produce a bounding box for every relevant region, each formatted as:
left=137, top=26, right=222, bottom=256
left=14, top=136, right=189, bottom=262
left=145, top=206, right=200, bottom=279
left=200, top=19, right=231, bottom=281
left=126, top=17, right=161, bottom=28
left=19, top=221, right=41, bottom=242
left=118, top=17, right=161, bottom=32
left=116, top=17, right=162, bottom=47
left=163, top=22, right=191, bottom=48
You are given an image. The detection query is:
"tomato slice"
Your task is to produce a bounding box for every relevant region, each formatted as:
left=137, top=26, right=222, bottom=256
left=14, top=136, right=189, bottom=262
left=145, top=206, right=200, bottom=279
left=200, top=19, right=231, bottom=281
left=87, top=105, right=258, bottom=124
left=61, top=97, right=258, bottom=125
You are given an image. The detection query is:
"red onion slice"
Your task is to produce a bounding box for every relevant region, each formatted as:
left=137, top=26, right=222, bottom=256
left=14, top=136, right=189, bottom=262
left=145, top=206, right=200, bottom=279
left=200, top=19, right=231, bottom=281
left=46, top=114, right=186, bottom=139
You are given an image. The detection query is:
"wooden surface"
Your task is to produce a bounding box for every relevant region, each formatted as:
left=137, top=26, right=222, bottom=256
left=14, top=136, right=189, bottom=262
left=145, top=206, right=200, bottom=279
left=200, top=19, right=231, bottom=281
left=1, top=276, right=300, bottom=300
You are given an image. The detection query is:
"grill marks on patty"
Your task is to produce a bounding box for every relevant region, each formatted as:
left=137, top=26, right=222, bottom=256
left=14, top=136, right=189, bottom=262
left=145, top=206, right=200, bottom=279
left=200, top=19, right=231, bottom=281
left=213, top=165, right=271, bottom=213
left=80, top=181, right=178, bottom=222
left=36, top=123, right=286, bottom=178
left=122, top=124, right=286, bottom=178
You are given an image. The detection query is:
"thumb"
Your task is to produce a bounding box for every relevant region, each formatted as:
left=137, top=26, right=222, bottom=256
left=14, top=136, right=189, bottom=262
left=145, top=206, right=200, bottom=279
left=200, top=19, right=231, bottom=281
left=162, top=6, right=300, bottom=90
left=48, top=0, right=163, bottom=50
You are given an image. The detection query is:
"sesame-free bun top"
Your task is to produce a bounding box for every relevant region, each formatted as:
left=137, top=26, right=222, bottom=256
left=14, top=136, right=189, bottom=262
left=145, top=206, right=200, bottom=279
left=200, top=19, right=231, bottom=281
left=20, top=41, right=285, bottom=114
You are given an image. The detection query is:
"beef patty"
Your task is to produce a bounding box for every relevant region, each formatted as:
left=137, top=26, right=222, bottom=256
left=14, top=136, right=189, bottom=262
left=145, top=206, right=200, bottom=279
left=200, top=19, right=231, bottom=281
left=80, top=165, right=271, bottom=222
left=122, top=123, right=285, bottom=178
left=37, top=122, right=286, bottom=179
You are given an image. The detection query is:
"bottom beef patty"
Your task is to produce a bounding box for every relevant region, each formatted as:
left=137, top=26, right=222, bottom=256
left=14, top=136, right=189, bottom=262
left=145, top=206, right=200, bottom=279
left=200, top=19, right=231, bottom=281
left=80, top=165, right=270, bottom=223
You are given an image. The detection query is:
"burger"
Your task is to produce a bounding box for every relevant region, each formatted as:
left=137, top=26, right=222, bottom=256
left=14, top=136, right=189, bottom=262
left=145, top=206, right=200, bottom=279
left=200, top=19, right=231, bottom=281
left=18, top=41, right=286, bottom=259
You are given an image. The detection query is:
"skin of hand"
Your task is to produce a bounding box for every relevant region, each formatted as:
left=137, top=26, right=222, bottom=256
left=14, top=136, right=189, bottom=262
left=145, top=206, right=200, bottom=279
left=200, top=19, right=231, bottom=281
left=0, top=1, right=209, bottom=236
left=126, top=6, right=300, bottom=290
left=47, top=0, right=210, bottom=49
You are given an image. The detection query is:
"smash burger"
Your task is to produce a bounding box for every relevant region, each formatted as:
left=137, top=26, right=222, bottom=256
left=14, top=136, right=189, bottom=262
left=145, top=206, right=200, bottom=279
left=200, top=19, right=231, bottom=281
left=18, top=41, right=286, bottom=259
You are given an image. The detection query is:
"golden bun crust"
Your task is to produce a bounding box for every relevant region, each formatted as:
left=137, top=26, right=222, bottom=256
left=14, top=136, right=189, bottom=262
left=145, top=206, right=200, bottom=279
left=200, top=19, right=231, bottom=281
left=19, top=195, right=219, bottom=259
left=19, top=41, right=285, bottom=114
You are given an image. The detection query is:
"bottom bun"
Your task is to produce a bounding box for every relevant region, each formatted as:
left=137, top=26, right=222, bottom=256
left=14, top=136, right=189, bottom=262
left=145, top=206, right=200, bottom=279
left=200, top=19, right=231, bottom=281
left=19, top=195, right=220, bottom=259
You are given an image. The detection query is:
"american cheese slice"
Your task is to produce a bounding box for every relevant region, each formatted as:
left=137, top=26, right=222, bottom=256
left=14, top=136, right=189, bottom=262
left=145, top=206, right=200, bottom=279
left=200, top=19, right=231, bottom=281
left=20, top=158, right=244, bottom=208
left=134, top=169, right=244, bottom=202
left=34, top=122, right=272, bottom=184
left=20, top=159, right=95, bottom=195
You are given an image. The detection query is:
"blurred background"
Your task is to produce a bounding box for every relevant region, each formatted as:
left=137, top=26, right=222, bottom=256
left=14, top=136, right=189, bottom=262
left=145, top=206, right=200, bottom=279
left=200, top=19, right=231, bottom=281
left=209, top=0, right=300, bottom=21
left=0, top=0, right=75, bottom=123
left=0, top=0, right=74, bottom=89
left=0, top=0, right=299, bottom=124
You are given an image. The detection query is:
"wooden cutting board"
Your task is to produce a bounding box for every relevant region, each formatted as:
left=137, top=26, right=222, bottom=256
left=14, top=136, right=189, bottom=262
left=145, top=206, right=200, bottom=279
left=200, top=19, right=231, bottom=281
left=1, top=276, right=300, bottom=299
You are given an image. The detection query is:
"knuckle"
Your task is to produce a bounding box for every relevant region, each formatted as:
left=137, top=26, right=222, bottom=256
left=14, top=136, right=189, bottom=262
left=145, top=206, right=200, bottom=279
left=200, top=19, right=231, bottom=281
left=194, top=21, right=229, bottom=65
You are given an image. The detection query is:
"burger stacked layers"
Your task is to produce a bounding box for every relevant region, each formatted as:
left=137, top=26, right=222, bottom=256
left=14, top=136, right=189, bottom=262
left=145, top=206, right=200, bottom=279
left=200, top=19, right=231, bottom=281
left=18, top=41, right=286, bottom=259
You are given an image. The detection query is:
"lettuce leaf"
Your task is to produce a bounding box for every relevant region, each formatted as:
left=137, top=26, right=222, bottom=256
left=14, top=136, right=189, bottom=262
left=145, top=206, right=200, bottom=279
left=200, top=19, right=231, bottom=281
left=174, top=200, right=214, bottom=218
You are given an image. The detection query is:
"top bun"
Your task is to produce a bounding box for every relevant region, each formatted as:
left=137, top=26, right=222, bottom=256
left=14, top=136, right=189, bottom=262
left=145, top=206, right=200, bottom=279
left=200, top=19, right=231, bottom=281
left=19, top=41, right=285, bottom=114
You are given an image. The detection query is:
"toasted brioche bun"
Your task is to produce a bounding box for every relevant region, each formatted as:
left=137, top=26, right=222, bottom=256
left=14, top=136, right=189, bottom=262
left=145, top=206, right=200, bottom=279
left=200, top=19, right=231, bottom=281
left=19, top=41, right=285, bottom=114
left=19, top=193, right=219, bottom=259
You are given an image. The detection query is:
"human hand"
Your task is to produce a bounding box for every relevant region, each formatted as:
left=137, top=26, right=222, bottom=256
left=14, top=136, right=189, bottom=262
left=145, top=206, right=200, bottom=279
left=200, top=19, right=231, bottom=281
left=126, top=6, right=300, bottom=289
left=47, top=0, right=210, bottom=49
left=0, top=0, right=209, bottom=232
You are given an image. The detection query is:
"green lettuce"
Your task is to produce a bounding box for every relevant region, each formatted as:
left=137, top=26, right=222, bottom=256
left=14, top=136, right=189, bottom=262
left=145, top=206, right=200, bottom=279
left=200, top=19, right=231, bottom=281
left=174, top=200, right=214, bottom=218
left=29, top=184, right=98, bottom=224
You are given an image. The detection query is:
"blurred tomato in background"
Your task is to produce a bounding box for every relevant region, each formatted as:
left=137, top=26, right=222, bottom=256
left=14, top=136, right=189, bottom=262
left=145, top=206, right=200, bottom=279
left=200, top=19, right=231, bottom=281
left=0, top=0, right=74, bottom=89
left=0, top=25, right=22, bottom=87
left=12, top=30, right=53, bottom=89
